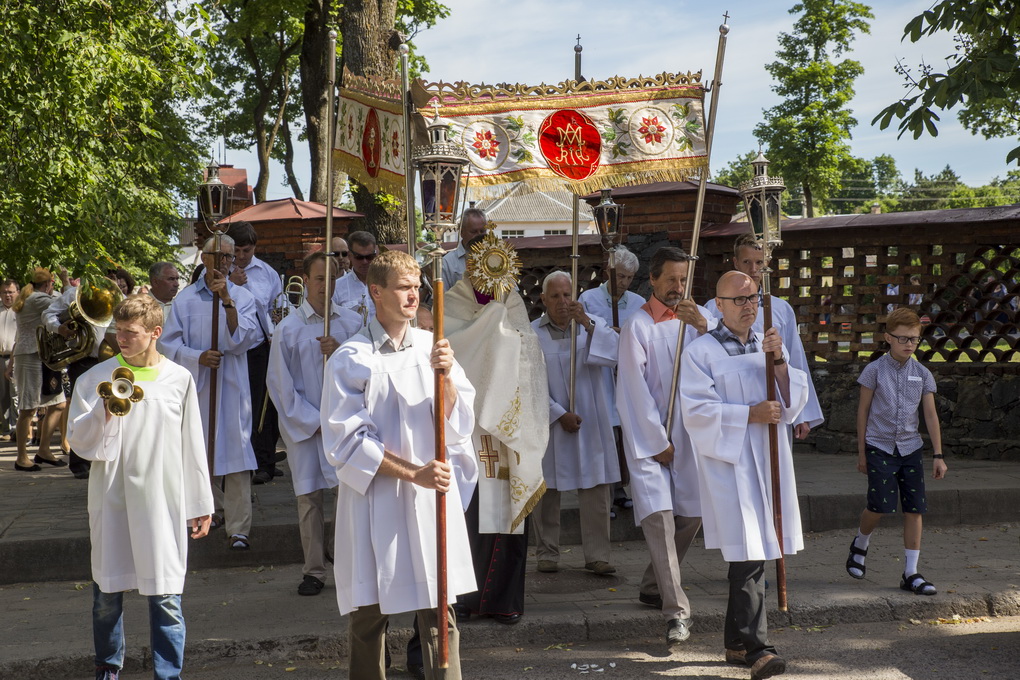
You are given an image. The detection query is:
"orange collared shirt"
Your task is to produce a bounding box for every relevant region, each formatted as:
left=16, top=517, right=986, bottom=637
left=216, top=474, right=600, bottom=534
left=641, top=295, right=677, bottom=324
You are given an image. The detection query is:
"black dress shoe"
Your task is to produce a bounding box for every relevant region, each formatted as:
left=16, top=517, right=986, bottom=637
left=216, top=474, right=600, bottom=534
left=271, top=467, right=283, bottom=477
left=70, top=467, right=90, bottom=479
left=34, top=455, right=68, bottom=467
left=639, top=592, right=664, bottom=609
left=252, top=469, right=273, bottom=485
left=492, top=613, right=521, bottom=625
left=15, top=463, right=41, bottom=472
left=407, top=663, right=426, bottom=680
left=452, top=603, right=472, bottom=622
left=297, top=575, right=325, bottom=596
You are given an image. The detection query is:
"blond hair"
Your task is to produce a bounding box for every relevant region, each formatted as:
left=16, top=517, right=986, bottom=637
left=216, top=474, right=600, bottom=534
left=12, top=268, right=51, bottom=312
left=733, top=233, right=761, bottom=258
left=113, top=294, right=164, bottom=331
left=366, top=250, right=419, bottom=288
left=885, top=307, right=921, bottom=332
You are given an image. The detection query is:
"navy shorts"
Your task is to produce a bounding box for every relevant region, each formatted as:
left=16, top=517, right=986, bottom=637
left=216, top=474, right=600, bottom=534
left=865, top=444, right=927, bottom=514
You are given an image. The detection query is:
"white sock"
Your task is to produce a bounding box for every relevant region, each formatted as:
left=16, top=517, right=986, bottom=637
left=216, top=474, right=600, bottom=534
left=852, top=531, right=871, bottom=565
left=904, top=549, right=920, bottom=575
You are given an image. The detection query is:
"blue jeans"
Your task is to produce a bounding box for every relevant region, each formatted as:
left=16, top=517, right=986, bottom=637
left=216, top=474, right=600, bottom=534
left=93, top=583, right=186, bottom=680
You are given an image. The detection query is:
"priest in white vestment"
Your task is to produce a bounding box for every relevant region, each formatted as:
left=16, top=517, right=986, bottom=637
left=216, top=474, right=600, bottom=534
left=532, top=271, right=620, bottom=575
left=704, top=234, right=823, bottom=439
left=158, top=235, right=262, bottom=551
left=68, top=295, right=213, bottom=680
left=443, top=231, right=549, bottom=624
left=321, top=250, right=477, bottom=680
left=268, top=251, right=363, bottom=597
left=616, top=246, right=715, bottom=648
left=681, top=271, right=808, bottom=679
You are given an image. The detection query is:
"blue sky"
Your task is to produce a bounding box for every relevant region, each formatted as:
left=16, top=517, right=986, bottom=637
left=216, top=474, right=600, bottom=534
left=229, top=1, right=1014, bottom=202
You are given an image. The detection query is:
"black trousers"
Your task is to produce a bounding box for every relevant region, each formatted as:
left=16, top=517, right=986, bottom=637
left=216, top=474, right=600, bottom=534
left=724, top=560, right=776, bottom=663
left=246, top=342, right=279, bottom=472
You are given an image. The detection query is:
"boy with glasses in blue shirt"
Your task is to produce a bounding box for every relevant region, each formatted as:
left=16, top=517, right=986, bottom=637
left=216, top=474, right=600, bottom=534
left=845, top=308, right=947, bottom=595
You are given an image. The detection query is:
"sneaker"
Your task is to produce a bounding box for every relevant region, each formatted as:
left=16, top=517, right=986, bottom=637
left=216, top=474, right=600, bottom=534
left=297, top=575, right=325, bottom=596
left=666, top=616, right=691, bottom=646
left=725, top=648, right=748, bottom=666
left=95, top=665, right=120, bottom=680
left=584, top=561, right=617, bottom=576
left=750, top=653, right=786, bottom=679
left=537, top=560, right=559, bottom=573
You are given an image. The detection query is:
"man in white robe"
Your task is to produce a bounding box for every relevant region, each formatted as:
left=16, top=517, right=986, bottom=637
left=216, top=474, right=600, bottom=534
left=704, top=234, right=823, bottom=439
left=332, top=230, right=378, bottom=326
left=158, top=235, right=262, bottom=551
left=681, top=271, right=808, bottom=680
left=533, top=271, right=620, bottom=575
left=268, top=251, right=363, bottom=596
left=68, top=295, right=213, bottom=680
left=616, top=246, right=714, bottom=648
left=443, top=234, right=548, bottom=624
left=321, top=250, right=477, bottom=680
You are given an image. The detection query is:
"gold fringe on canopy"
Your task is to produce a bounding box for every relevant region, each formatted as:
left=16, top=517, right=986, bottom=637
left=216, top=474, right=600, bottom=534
left=335, top=67, right=407, bottom=196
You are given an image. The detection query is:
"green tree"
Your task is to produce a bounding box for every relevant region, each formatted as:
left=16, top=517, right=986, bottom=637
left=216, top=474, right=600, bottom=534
left=713, top=150, right=759, bottom=190
left=203, top=0, right=306, bottom=203
left=828, top=154, right=903, bottom=214
left=893, top=165, right=963, bottom=212
left=0, top=0, right=210, bottom=281
left=873, top=1, right=1020, bottom=165
left=755, top=0, right=874, bottom=217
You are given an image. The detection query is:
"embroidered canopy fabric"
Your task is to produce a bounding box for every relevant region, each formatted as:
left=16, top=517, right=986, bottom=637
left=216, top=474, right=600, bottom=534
left=335, top=69, right=407, bottom=196
left=412, top=72, right=707, bottom=197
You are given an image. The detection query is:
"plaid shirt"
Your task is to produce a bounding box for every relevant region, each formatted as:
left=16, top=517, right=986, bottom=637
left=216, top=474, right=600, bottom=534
left=709, top=323, right=759, bottom=356
left=858, top=353, right=936, bottom=456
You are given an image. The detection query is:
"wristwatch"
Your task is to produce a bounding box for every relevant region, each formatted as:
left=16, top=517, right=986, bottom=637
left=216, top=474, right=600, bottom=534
left=221, top=300, right=235, bottom=309
left=932, top=453, right=944, bottom=459
left=773, top=356, right=786, bottom=366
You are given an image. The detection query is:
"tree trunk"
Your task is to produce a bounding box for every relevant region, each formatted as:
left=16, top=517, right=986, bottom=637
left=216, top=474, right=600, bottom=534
left=300, top=0, right=334, bottom=204
left=339, top=0, right=406, bottom=242
left=280, top=114, right=304, bottom=201
left=803, top=181, right=815, bottom=218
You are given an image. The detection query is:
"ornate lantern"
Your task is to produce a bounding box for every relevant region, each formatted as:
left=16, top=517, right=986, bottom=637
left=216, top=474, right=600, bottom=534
left=413, top=109, right=470, bottom=242
left=739, top=151, right=785, bottom=254
left=199, top=160, right=233, bottom=224
left=592, top=187, right=624, bottom=243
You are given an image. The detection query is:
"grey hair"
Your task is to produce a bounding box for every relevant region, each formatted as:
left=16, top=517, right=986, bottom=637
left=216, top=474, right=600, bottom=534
left=614, top=246, right=639, bottom=275
left=542, top=270, right=572, bottom=295
left=148, top=261, right=177, bottom=281
left=201, top=234, right=236, bottom=253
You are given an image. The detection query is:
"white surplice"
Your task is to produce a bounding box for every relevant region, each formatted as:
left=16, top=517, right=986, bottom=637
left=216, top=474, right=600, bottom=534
left=157, top=278, right=262, bottom=476
left=331, top=270, right=374, bottom=327
left=579, top=283, right=646, bottom=428
left=321, top=323, right=478, bottom=616
left=680, top=333, right=808, bottom=562
left=67, top=356, right=213, bottom=595
left=705, top=295, right=823, bottom=428
left=267, top=301, right=364, bottom=497
left=615, top=305, right=715, bottom=524
left=532, top=314, right=620, bottom=491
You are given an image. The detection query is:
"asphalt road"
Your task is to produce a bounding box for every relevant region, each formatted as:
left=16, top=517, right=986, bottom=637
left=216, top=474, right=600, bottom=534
left=109, top=614, right=1018, bottom=679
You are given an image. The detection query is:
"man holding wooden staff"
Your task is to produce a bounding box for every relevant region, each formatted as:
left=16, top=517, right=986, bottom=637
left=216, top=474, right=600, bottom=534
left=321, top=250, right=477, bottom=680
left=680, top=270, right=808, bottom=680
left=159, top=235, right=262, bottom=551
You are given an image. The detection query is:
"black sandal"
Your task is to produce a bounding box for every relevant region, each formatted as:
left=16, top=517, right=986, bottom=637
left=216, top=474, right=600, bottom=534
left=900, top=572, right=936, bottom=595
left=845, top=538, right=867, bottom=579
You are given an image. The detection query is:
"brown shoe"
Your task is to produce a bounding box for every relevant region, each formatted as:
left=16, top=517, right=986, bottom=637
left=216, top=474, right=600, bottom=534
left=584, top=561, right=617, bottom=576
left=725, top=648, right=747, bottom=666
left=750, top=653, right=786, bottom=679
left=537, top=560, right=559, bottom=573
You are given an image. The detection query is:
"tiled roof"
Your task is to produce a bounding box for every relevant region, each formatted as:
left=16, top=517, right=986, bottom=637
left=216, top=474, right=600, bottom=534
left=473, top=183, right=594, bottom=223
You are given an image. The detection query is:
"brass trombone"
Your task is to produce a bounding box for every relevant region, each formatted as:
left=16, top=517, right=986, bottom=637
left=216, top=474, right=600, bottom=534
left=259, top=275, right=305, bottom=433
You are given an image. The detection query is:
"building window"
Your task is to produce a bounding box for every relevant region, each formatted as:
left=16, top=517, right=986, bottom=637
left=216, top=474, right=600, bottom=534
left=501, top=229, right=525, bottom=238
left=544, top=229, right=567, bottom=236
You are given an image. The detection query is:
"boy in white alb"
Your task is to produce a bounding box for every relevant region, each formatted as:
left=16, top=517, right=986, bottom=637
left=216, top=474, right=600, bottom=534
left=68, top=295, right=213, bottom=680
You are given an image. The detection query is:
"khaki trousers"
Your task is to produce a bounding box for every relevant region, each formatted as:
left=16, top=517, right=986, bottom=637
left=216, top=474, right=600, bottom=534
left=297, top=488, right=334, bottom=580
left=212, top=471, right=252, bottom=538
left=639, top=511, right=701, bottom=620
left=349, top=604, right=460, bottom=680
left=533, top=484, right=612, bottom=564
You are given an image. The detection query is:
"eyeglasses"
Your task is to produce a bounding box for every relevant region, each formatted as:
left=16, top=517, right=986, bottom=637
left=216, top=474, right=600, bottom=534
left=717, top=293, right=761, bottom=306
left=351, top=251, right=377, bottom=262
left=888, top=333, right=922, bottom=345
left=206, top=252, right=234, bottom=261
left=336, top=251, right=349, bottom=258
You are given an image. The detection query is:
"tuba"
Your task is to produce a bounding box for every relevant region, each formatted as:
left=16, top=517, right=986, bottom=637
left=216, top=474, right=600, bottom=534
left=38, top=278, right=123, bottom=370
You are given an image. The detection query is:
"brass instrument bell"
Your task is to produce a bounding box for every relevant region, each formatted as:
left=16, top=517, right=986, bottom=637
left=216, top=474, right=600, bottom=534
left=97, top=367, right=144, bottom=416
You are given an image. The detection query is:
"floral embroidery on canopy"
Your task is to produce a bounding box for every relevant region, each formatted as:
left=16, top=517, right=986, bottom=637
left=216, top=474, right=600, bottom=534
left=638, top=116, right=666, bottom=144
left=472, top=129, right=501, bottom=159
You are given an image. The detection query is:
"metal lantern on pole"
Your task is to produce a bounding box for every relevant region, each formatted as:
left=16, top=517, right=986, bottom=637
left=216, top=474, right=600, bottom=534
left=592, top=188, right=625, bottom=328
left=738, top=149, right=791, bottom=612
left=411, top=105, right=469, bottom=675
left=199, top=160, right=232, bottom=227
